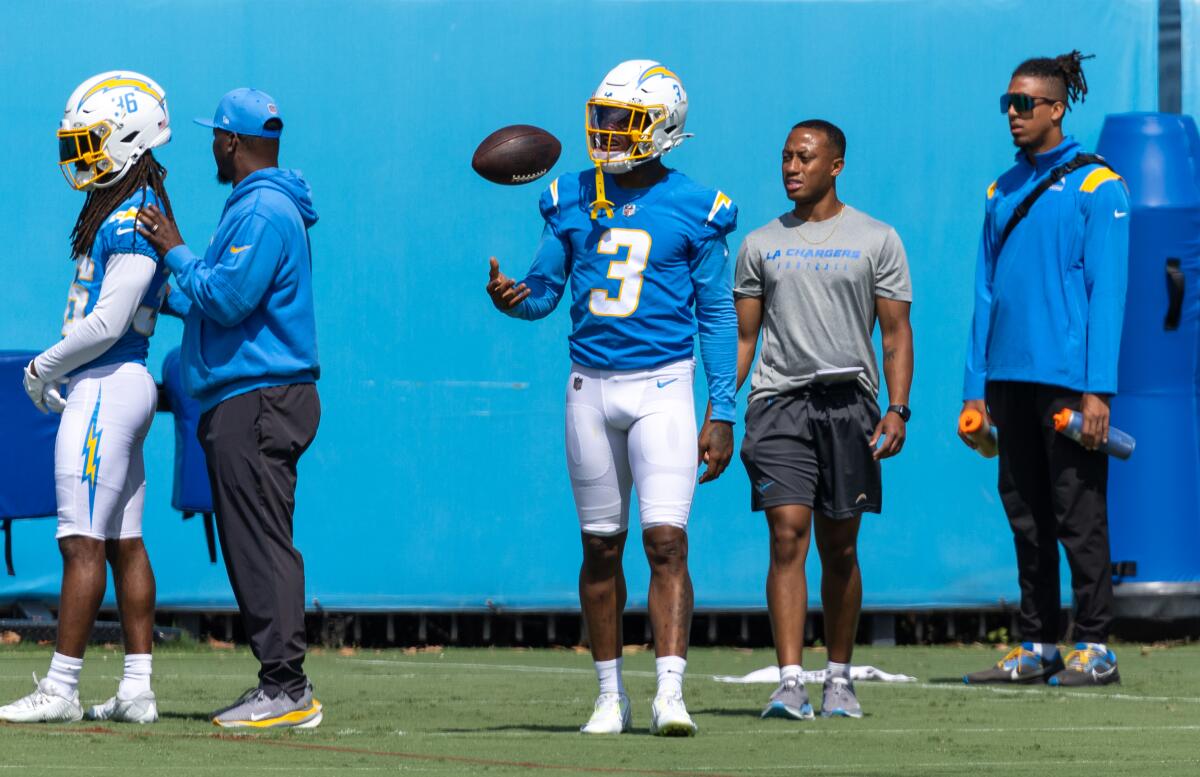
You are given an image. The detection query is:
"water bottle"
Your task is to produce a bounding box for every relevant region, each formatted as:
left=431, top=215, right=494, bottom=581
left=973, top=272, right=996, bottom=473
left=958, top=409, right=998, bottom=458
left=1052, top=408, right=1136, bottom=460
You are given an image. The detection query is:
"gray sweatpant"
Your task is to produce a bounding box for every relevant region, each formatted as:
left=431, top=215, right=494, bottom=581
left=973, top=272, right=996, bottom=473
left=198, top=383, right=320, bottom=700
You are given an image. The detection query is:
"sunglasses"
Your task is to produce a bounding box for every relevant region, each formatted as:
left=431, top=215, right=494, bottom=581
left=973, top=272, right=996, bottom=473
left=1000, top=93, right=1060, bottom=114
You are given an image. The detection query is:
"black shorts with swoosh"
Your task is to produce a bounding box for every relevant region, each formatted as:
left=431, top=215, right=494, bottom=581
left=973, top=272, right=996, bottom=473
left=739, top=382, right=882, bottom=518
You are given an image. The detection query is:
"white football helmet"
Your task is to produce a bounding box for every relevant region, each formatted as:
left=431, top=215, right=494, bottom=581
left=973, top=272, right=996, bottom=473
left=57, top=71, right=170, bottom=191
left=586, top=60, right=691, bottom=174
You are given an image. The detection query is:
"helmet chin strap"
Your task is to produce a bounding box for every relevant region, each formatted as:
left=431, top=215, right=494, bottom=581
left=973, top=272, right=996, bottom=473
left=590, top=163, right=614, bottom=220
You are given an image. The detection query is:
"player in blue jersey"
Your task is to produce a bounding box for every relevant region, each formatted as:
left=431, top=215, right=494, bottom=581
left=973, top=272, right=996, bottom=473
left=0, top=72, right=173, bottom=726
left=487, top=60, right=737, bottom=737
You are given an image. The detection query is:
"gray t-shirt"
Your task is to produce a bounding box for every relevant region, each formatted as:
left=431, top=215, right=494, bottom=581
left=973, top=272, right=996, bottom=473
left=734, top=205, right=912, bottom=402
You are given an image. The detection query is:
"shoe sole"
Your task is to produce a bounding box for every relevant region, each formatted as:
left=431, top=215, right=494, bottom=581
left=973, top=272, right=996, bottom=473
left=651, top=722, right=697, bottom=737
left=962, top=673, right=1051, bottom=685
left=761, top=702, right=814, bottom=721
left=1049, top=669, right=1121, bottom=687
left=821, top=708, right=864, bottom=719
left=0, top=711, right=83, bottom=724
left=213, top=701, right=323, bottom=729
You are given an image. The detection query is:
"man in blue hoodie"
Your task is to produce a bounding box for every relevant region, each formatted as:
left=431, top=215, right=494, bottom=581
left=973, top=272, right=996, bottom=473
left=959, top=53, right=1128, bottom=687
left=137, top=88, right=322, bottom=727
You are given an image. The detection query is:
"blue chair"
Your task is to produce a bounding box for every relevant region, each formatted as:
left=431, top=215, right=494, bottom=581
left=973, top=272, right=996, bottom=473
left=0, top=351, right=59, bottom=575
left=160, top=348, right=218, bottom=563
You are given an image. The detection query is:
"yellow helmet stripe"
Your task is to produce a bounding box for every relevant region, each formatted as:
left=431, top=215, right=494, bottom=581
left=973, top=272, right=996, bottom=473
left=78, top=77, right=163, bottom=109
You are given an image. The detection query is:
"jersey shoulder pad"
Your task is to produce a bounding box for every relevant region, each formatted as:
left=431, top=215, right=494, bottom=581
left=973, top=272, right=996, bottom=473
left=538, top=171, right=590, bottom=222
left=1078, top=165, right=1124, bottom=194
left=98, top=188, right=160, bottom=260
left=666, top=173, right=737, bottom=235
left=702, top=189, right=736, bottom=233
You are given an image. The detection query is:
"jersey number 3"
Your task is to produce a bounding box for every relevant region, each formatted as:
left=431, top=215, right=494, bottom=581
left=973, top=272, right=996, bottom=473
left=589, top=228, right=651, bottom=318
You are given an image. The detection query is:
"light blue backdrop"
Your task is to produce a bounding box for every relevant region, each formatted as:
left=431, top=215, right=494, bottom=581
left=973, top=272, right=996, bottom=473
left=0, top=0, right=1162, bottom=610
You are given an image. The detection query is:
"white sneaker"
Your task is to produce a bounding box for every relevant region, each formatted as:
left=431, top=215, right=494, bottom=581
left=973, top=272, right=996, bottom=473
left=86, top=690, right=159, bottom=724
left=580, top=692, right=631, bottom=734
left=650, top=692, right=697, bottom=737
left=0, top=674, right=83, bottom=723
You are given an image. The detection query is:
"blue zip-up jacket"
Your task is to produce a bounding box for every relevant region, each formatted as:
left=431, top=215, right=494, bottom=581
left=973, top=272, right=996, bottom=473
left=165, top=167, right=319, bottom=412
left=963, top=137, right=1129, bottom=400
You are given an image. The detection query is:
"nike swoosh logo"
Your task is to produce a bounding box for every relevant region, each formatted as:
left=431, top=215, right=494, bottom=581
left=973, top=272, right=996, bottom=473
left=116, top=228, right=134, bottom=235
left=656, top=378, right=678, bottom=388
left=1113, top=210, right=1127, bottom=218
left=249, top=711, right=275, bottom=721
left=230, top=245, right=253, bottom=254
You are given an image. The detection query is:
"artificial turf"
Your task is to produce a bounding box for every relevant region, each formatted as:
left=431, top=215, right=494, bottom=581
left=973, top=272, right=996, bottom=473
left=1, top=641, right=1198, bottom=776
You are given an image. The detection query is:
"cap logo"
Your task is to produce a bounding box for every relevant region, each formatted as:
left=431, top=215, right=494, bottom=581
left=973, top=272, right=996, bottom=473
left=221, top=116, right=230, bottom=125
left=267, top=104, right=278, bottom=114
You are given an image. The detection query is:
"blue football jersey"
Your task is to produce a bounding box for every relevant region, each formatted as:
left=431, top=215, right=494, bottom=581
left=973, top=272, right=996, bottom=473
left=512, top=168, right=739, bottom=421
left=61, top=188, right=171, bottom=374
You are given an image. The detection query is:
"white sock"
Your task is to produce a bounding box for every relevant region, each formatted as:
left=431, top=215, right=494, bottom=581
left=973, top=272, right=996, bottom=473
left=47, top=652, right=83, bottom=697
left=827, top=661, right=851, bottom=680
left=655, top=656, right=686, bottom=698
left=119, top=653, right=153, bottom=697
left=1085, top=642, right=1108, bottom=655
left=780, top=664, right=803, bottom=683
left=594, top=657, right=625, bottom=696
left=1025, top=642, right=1059, bottom=659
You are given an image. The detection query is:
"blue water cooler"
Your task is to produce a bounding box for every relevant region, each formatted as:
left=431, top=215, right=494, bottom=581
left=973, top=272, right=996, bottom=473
left=1097, top=113, right=1200, bottom=618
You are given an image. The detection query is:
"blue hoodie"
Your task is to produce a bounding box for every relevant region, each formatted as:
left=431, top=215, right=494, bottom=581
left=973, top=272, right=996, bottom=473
left=963, top=137, right=1129, bottom=400
left=165, top=167, right=319, bottom=411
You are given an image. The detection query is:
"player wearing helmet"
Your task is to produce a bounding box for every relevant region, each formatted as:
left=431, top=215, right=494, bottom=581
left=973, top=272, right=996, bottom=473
left=486, top=60, right=737, bottom=737
left=0, top=71, right=173, bottom=725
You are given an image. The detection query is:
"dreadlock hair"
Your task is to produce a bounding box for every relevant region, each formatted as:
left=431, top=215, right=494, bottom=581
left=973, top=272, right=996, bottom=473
left=69, top=150, right=173, bottom=258
left=1013, top=50, right=1095, bottom=108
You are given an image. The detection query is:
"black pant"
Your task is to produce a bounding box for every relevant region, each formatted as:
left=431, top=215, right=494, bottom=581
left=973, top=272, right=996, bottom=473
left=986, top=381, right=1112, bottom=643
left=198, top=383, right=320, bottom=700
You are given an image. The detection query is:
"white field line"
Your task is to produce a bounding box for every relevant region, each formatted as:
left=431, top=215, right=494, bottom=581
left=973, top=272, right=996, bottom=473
left=910, top=680, right=1200, bottom=704
left=339, top=657, right=658, bottom=678
left=338, top=657, right=1200, bottom=704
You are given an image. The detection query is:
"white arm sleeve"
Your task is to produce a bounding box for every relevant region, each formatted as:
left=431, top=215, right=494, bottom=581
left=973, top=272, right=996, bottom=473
left=33, top=252, right=158, bottom=382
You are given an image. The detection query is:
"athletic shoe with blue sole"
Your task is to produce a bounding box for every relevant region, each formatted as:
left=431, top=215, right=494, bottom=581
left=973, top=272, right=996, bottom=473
left=1049, top=644, right=1120, bottom=687
left=761, top=677, right=814, bottom=720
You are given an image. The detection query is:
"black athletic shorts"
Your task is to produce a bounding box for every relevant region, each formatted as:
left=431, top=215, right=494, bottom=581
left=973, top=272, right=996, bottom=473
left=739, top=382, right=882, bottom=518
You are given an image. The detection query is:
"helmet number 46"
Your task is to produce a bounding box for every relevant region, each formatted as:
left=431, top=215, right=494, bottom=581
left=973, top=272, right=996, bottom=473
left=589, top=228, right=651, bottom=318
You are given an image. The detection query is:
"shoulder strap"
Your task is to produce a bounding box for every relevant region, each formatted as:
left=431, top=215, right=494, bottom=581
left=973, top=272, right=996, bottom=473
left=996, top=153, right=1112, bottom=254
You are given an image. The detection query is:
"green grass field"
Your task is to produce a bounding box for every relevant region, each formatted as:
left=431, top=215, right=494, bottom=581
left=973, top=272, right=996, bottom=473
left=1, top=642, right=1198, bottom=776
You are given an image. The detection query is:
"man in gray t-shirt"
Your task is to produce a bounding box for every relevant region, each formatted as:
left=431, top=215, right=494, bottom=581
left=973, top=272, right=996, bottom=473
left=733, top=120, right=914, bottom=722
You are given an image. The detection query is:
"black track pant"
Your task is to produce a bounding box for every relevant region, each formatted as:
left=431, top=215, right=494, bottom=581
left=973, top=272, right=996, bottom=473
left=986, top=381, right=1113, bottom=644
left=198, top=383, right=321, bottom=700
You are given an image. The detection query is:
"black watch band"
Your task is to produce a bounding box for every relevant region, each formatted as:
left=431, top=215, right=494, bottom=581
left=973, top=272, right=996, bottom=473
left=887, top=404, right=911, bottom=422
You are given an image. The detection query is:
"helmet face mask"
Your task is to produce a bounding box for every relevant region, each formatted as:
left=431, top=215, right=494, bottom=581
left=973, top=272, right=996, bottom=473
left=586, top=99, right=666, bottom=172
left=57, top=121, right=116, bottom=190
left=585, top=60, right=691, bottom=174
left=57, top=71, right=170, bottom=192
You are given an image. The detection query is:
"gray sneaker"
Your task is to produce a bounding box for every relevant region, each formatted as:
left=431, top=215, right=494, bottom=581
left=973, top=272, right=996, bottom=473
left=761, top=677, right=814, bottom=720
left=211, top=683, right=323, bottom=729
left=820, top=677, right=863, bottom=719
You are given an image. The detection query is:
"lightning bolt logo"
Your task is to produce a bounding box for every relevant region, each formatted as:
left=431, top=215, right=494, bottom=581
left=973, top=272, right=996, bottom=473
left=81, top=388, right=103, bottom=525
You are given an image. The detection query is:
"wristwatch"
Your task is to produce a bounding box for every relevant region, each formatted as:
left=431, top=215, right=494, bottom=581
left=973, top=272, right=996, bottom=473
left=887, top=404, right=911, bottom=422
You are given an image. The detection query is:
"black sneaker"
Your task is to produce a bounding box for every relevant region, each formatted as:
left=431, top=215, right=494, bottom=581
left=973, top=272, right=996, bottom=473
left=963, top=644, right=1064, bottom=684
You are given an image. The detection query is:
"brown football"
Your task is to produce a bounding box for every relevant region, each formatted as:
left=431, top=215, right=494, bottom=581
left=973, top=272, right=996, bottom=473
left=471, top=125, right=561, bottom=185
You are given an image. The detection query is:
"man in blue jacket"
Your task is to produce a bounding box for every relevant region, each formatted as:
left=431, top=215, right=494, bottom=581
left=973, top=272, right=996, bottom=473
left=137, top=88, right=322, bottom=726
left=959, top=53, right=1128, bottom=687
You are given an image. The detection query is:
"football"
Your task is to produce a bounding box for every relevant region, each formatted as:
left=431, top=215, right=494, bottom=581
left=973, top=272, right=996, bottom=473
left=471, top=125, right=561, bottom=185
